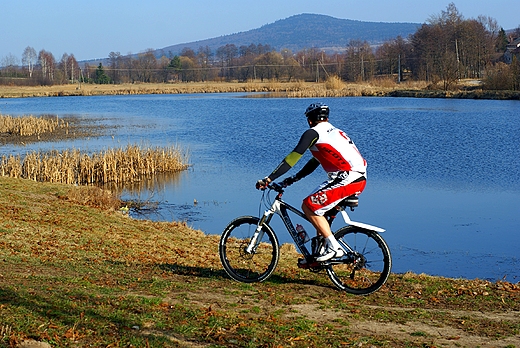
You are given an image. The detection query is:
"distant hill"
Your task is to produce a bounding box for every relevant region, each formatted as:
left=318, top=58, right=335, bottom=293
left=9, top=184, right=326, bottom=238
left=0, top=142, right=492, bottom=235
left=156, top=13, right=421, bottom=56
left=84, top=14, right=421, bottom=64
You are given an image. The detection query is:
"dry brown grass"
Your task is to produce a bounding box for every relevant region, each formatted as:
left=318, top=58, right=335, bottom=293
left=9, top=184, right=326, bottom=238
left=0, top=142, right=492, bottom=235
left=64, top=185, right=122, bottom=210
left=0, top=80, right=415, bottom=99
left=0, top=81, right=311, bottom=98
left=0, top=114, right=68, bottom=137
left=1, top=175, right=519, bottom=347
left=1, top=80, right=518, bottom=101
left=324, top=75, right=346, bottom=90
left=0, top=144, right=190, bottom=185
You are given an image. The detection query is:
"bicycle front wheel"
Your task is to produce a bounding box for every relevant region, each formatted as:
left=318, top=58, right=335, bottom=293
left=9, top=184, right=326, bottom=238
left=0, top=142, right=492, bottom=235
left=219, top=216, right=280, bottom=283
left=326, top=226, right=392, bottom=295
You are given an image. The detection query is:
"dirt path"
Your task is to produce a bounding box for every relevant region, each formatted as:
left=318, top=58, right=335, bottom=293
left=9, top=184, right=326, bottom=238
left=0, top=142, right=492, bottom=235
left=174, top=274, right=520, bottom=347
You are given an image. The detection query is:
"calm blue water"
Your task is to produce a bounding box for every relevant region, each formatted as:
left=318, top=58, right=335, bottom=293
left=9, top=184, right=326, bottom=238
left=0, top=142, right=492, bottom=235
left=1, top=94, right=519, bottom=282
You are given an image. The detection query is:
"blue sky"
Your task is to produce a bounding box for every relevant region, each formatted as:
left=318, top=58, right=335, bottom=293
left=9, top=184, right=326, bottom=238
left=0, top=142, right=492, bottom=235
left=1, top=0, right=518, bottom=62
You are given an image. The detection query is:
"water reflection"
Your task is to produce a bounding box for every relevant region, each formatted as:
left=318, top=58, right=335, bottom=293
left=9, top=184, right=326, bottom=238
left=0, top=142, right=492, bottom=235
left=102, top=171, right=185, bottom=195
left=99, top=171, right=203, bottom=222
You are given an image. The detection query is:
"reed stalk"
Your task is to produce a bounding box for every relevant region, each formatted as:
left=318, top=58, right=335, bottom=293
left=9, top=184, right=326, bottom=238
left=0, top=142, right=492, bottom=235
left=0, top=114, right=68, bottom=137
left=0, top=144, right=189, bottom=185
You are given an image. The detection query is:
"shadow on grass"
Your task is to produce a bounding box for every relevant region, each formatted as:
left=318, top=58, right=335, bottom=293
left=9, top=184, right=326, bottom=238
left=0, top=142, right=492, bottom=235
left=0, top=286, right=137, bottom=334
left=157, top=263, right=330, bottom=288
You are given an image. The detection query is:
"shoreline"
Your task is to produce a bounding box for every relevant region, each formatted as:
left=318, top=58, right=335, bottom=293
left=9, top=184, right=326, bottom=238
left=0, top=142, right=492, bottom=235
left=1, top=81, right=519, bottom=100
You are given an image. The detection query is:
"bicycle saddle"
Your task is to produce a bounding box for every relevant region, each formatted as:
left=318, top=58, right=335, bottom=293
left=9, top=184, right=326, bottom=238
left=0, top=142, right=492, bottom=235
left=340, top=195, right=359, bottom=208
left=324, top=195, right=359, bottom=217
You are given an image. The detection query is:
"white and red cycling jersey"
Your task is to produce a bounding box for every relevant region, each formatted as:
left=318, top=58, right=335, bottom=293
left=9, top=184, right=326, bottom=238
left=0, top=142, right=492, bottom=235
left=309, top=122, right=366, bottom=174
left=267, top=121, right=367, bottom=216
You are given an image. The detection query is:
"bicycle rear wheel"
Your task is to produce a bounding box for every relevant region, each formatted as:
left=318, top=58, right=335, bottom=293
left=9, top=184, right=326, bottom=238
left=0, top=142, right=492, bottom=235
left=326, top=226, right=391, bottom=295
left=219, top=216, right=279, bottom=283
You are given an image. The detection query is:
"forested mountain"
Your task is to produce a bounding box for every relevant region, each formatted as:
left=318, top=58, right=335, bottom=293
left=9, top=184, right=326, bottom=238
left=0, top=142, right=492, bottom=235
left=156, top=13, right=421, bottom=56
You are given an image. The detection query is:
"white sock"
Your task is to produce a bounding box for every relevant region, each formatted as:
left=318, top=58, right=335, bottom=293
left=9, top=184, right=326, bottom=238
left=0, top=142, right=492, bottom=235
left=325, top=235, right=341, bottom=250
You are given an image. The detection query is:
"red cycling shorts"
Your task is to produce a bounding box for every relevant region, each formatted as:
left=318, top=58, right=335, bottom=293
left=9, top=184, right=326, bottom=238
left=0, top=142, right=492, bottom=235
left=303, top=171, right=366, bottom=216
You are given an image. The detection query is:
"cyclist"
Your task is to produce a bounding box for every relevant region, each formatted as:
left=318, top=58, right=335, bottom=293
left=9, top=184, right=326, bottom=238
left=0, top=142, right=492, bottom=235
left=256, top=102, right=367, bottom=262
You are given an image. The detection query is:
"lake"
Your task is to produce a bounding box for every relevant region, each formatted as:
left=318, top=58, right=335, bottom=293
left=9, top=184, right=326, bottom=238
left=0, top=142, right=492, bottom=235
left=1, top=93, right=519, bottom=282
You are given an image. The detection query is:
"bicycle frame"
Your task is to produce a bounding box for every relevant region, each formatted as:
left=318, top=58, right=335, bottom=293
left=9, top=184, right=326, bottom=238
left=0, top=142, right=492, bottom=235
left=263, top=196, right=314, bottom=256
left=245, top=194, right=313, bottom=256
left=246, top=183, right=385, bottom=257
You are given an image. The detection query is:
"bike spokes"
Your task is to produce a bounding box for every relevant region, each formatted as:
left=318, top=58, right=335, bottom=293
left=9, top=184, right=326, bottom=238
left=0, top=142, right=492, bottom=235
left=219, top=216, right=280, bottom=283
left=326, top=227, right=391, bottom=295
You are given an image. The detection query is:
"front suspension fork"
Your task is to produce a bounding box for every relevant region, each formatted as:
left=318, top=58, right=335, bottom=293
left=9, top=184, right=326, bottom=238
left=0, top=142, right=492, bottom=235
left=245, top=209, right=273, bottom=254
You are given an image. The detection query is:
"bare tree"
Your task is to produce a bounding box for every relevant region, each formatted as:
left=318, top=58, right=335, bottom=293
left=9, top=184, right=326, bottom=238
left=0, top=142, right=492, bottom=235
left=59, top=53, right=69, bottom=84
left=67, top=54, right=79, bottom=83
left=375, top=36, right=411, bottom=81
left=280, top=48, right=300, bottom=81
left=180, top=47, right=196, bottom=60
left=109, top=51, right=122, bottom=83
left=342, top=40, right=374, bottom=82
left=22, top=46, right=37, bottom=78
left=216, top=44, right=238, bottom=80
left=38, top=49, right=56, bottom=84
left=1, top=53, right=19, bottom=76
left=197, top=46, right=214, bottom=81
left=157, top=55, right=171, bottom=82
left=513, top=26, right=520, bottom=39
left=134, top=49, right=157, bottom=82
left=294, top=47, right=321, bottom=81
left=254, top=51, right=283, bottom=81
left=283, top=55, right=301, bottom=81
left=179, top=56, right=197, bottom=81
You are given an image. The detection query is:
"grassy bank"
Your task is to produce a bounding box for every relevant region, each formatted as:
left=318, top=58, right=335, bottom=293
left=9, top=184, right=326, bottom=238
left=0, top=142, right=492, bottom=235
left=1, top=176, right=519, bottom=347
left=1, top=80, right=519, bottom=100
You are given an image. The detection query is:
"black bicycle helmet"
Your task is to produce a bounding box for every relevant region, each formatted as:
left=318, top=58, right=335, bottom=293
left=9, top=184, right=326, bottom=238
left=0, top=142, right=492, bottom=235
left=304, top=102, right=329, bottom=122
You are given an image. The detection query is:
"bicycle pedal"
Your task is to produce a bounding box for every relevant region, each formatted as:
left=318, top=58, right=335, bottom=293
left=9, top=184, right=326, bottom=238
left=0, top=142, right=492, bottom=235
left=297, top=258, right=320, bottom=269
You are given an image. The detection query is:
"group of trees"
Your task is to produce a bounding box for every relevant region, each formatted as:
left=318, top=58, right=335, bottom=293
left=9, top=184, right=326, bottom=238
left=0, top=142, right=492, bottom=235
left=1, top=3, right=519, bottom=90
left=2, top=47, right=83, bottom=85
left=408, top=4, right=518, bottom=89
left=342, top=4, right=520, bottom=90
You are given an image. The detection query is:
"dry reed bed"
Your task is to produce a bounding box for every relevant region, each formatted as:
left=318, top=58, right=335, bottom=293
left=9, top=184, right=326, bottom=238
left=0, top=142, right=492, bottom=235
left=0, top=114, right=68, bottom=137
left=0, top=79, right=406, bottom=98
left=0, top=144, right=190, bottom=185
left=2, top=80, right=519, bottom=99
left=0, top=81, right=307, bottom=98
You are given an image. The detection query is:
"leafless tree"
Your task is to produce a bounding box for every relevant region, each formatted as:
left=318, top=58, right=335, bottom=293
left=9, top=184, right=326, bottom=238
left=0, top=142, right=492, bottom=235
left=179, top=56, right=197, bottom=81
left=216, top=44, right=238, bottom=80
left=1, top=53, right=19, bottom=76
left=22, top=46, right=37, bottom=78
left=197, top=46, right=214, bottom=81
left=109, top=51, right=122, bottom=83
left=342, top=40, right=374, bottom=82
left=157, top=56, right=171, bottom=82
left=67, top=54, right=79, bottom=83
left=134, top=49, right=157, bottom=82
left=38, top=49, right=56, bottom=84
left=375, top=36, right=411, bottom=81
left=254, top=51, right=283, bottom=81
left=59, top=53, right=69, bottom=83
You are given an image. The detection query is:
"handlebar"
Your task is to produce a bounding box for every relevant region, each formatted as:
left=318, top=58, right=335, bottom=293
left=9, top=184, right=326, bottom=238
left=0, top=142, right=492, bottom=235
left=267, top=181, right=285, bottom=193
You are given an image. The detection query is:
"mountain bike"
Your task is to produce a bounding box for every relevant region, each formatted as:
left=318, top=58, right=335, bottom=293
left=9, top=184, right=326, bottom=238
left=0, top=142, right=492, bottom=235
left=219, top=181, right=392, bottom=295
